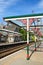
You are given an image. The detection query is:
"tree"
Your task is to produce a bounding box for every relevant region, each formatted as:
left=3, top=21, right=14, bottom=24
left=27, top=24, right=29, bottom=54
left=19, top=28, right=27, bottom=41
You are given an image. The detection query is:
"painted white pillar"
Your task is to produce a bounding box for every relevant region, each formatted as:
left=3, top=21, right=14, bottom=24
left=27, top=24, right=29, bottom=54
left=27, top=18, right=30, bottom=60
left=27, top=18, right=29, bottom=44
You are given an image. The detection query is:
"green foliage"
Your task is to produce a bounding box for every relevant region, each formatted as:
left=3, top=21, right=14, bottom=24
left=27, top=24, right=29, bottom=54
left=19, top=28, right=36, bottom=42
left=19, top=28, right=27, bottom=41
left=29, top=31, right=35, bottom=41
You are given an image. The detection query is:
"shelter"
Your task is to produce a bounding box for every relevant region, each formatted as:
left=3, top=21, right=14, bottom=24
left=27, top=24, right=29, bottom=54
left=3, top=13, right=43, bottom=60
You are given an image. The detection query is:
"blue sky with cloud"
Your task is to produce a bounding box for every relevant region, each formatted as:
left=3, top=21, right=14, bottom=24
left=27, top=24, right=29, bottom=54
left=0, top=0, right=43, bottom=24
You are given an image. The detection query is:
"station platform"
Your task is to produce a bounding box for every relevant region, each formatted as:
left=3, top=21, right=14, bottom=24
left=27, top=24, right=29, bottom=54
left=0, top=43, right=43, bottom=65
left=0, top=41, right=26, bottom=46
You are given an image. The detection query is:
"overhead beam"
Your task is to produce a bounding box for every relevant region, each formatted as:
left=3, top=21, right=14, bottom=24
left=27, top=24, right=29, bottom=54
left=3, top=13, right=43, bottom=21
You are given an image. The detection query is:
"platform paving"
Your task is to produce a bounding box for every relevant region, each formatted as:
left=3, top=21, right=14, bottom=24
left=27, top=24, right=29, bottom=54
left=0, top=45, right=43, bottom=65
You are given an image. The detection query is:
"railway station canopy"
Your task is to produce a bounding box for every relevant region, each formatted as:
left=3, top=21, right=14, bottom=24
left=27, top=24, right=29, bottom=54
left=3, top=13, right=43, bottom=37
left=3, top=13, right=43, bottom=60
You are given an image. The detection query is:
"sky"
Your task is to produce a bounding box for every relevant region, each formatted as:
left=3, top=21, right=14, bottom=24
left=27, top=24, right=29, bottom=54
left=0, top=0, right=43, bottom=24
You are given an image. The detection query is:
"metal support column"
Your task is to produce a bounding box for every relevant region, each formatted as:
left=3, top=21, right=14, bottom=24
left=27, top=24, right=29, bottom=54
left=35, top=42, right=36, bottom=51
left=34, top=36, right=37, bottom=51
left=27, top=18, right=30, bottom=60
left=33, top=19, right=36, bottom=51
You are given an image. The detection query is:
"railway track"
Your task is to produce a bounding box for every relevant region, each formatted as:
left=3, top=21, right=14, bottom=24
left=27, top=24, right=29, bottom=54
left=0, top=41, right=40, bottom=59
left=0, top=42, right=27, bottom=59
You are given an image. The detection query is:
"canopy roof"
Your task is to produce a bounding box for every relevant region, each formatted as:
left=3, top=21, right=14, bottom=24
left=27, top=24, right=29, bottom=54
left=3, top=13, right=43, bottom=26
left=3, top=13, right=43, bottom=37
left=3, top=13, right=43, bottom=20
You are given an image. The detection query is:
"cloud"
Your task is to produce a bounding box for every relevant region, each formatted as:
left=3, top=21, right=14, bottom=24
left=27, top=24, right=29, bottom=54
left=0, top=0, right=19, bottom=13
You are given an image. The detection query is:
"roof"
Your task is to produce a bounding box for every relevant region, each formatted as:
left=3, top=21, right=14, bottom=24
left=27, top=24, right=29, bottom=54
left=11, top=20, right=25, bottom=26
left=3, top=13, right=43, bottom=19
left=0, top=29, right=21, bottom=35
left=3, top=13, right=43, bottom=30
left=6, top=20, right=22, bottom=28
